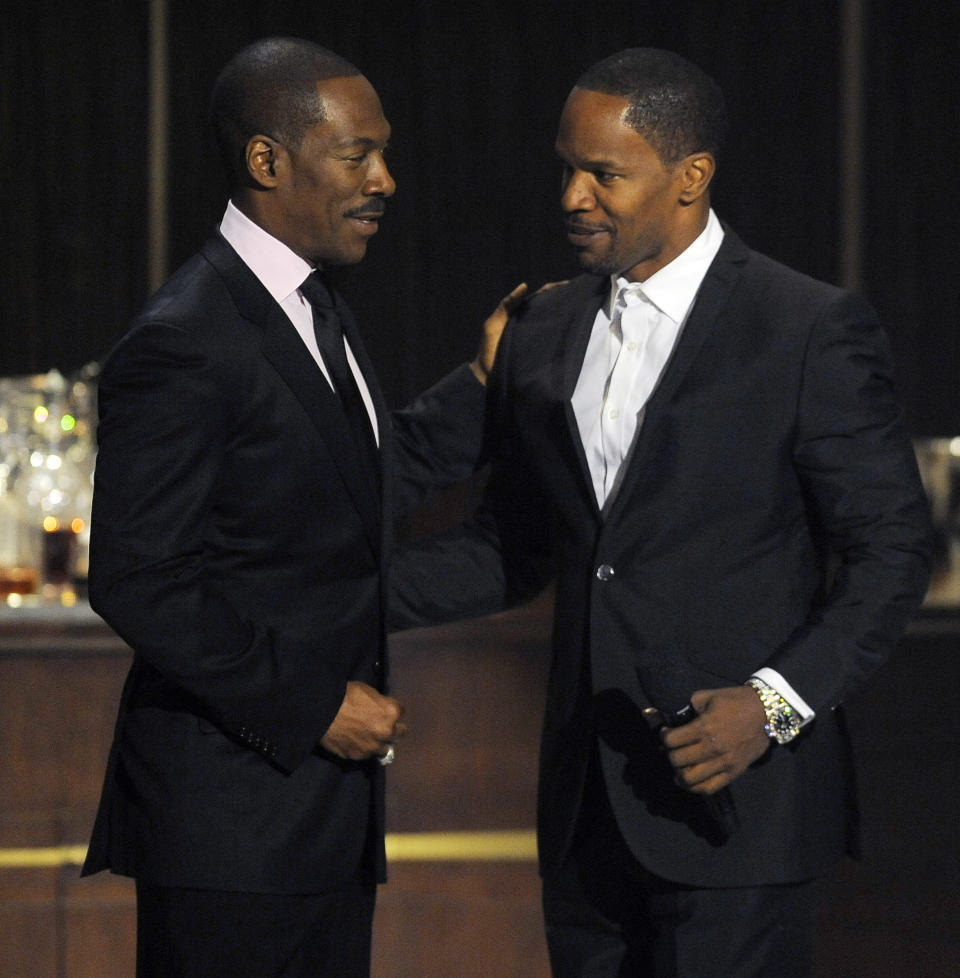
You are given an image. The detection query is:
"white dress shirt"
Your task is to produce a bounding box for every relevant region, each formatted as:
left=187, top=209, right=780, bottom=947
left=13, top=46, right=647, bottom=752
left=219, top=201, right=379, bottom=443
left=572, top=209, right=725, bottom=510
left=570, top=209, right=813, bottom=727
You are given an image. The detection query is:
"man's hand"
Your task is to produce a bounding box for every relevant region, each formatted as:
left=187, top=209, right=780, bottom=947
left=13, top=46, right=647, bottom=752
left=469, top=283, right=529, bottom=384
left=470, top=281, right=570, bottom=383
left=660, top=686, right=770, bottom=795
left=320, top=680, right=407, bottom=762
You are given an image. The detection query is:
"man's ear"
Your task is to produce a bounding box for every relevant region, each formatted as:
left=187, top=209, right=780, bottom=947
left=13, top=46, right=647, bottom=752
left=678, top=152, right=715, bottom=203
left=245, top=135, right=283, bottom=188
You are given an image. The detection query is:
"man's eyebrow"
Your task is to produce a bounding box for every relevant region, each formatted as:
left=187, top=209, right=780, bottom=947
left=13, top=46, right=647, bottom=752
left=333, top=134, right=390, bottom=151
left=558, top=151, right=624, bottom=171
left=585, top=158, right=623, bottom=170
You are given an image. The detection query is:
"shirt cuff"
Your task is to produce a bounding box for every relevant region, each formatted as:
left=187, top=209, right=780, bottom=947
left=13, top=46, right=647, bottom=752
left=751, top=667, right=816, bottom=726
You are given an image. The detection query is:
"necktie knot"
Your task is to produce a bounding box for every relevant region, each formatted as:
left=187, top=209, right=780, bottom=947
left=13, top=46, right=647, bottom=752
left=300, top=271, right=335, bottom=310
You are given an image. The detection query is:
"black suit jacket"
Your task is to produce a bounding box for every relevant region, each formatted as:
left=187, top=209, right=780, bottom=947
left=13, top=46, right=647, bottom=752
left=391, top=229, right=933, bottom=887
left=83, top=233, right=486, bottom=893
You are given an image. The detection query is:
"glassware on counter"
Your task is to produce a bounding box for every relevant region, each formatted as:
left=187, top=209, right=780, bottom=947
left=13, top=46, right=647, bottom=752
left=0, top=366, right=97, bottom=603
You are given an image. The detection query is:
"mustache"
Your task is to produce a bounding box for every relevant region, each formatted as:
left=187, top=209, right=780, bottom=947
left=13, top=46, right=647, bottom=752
left=345, top=202, right=386, bottom=218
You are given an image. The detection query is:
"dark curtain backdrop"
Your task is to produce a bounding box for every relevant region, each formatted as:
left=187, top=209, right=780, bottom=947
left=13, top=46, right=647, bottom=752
left=2, top=2, right=148, bottom=378
left=4, top=1, right=958, bottom=432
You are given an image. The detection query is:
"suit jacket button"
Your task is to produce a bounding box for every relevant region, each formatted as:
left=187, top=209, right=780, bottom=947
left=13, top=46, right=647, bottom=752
left=596, top=563, right=615, bottom=582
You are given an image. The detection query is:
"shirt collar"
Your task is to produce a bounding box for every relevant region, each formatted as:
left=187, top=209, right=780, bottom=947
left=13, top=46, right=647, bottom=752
left=219, top=200, right=315, bottom=304
left=607, top=208, right=725, bottom=324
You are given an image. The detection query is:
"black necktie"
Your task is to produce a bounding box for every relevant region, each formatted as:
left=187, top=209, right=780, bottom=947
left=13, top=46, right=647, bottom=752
left=299, top=272, right=379, bottom=473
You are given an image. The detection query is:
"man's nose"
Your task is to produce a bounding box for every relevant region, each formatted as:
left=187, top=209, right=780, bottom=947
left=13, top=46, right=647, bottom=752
left=365, top=153, right=396, bottom=197
left=561, top=170, right=592, bottom=212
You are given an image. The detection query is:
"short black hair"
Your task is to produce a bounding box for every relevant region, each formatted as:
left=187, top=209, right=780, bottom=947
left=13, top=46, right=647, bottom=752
left=575, top=48, right=727, bottom=165
left=210, top=36, right=361, bottom=188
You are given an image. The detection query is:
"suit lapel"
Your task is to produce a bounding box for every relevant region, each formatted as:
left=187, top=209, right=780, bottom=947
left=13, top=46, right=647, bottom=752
left=259, top=308, right=382, bottom=540
left=601, top=230, right=749, bottom=521
left=557, top=276, right=609, bottom=521
left=201, top=235, right=382, bottom=551
left=640, top=232, right=747, bottom=420
left=557, top=276, right=606, bottom=399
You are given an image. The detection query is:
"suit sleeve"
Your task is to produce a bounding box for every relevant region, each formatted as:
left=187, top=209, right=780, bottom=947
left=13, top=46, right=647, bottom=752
left=389, top=324, right=554, bottom=630
left=764, top=292, right=933, bottom=709
left=389, top=363, right=488, bottom=516
left=89, top=320, right=347, bottom=773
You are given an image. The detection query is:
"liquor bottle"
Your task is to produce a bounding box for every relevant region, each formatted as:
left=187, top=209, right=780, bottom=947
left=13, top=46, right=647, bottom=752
left=0, top=467, right=38, bottom=598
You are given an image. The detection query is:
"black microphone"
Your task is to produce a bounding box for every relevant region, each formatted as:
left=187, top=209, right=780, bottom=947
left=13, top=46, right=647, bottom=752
left=648, top=702, right=740, bottom=841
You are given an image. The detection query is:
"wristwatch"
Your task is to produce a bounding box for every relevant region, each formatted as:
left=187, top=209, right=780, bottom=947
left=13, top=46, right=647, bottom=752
left=745, top=677, right=802, bottom=744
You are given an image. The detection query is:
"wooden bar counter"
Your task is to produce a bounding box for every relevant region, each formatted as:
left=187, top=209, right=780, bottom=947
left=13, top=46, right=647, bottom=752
left=0, top=597, right=553, bottom=977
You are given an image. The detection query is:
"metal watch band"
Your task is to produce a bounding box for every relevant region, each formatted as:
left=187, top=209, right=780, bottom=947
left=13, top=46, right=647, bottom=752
left=745, top=676, right=802, bottom=744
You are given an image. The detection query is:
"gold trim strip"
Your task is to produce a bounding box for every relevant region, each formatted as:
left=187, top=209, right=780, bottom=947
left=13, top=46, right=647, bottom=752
left=386, top=830, right=537, bottom=862
left=0, top=831, right=537, bottom=869
left=0, top=845, right=89, bottom=867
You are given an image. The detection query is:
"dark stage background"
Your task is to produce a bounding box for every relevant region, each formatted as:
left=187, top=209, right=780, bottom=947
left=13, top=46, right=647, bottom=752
left=3, top=1, right=959, bottom=434
left=2, top=5, right=959, bottom=975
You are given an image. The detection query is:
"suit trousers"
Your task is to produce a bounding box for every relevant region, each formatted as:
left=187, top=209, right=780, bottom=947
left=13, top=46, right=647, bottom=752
left=135, top=878, right=376, bottom=978
left=542, top=752, right=815, bottom=978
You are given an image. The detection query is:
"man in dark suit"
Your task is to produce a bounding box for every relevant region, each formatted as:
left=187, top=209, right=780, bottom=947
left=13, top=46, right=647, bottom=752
left=391, top=49, right=933, bottom=976
left=82, top=37, right=514, bottom=978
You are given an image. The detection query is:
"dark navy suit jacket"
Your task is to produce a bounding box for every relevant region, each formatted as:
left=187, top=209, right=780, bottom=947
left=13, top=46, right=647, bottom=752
left=391, top=229, right=933, bottom=887
left=84, top=232, right=486, bottom=892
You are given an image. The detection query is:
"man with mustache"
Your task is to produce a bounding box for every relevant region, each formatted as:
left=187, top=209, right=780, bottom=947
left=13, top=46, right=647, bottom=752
left=392, top=48, right=933, bottom=975
left=82, top=36, right=513, bottom=977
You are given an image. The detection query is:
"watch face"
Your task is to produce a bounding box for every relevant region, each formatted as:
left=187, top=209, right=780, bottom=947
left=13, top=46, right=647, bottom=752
left=772, top=710, right=801, bottom=743
left=748, top=680, right=801, bottom=743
